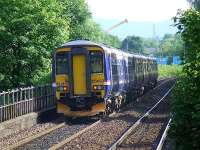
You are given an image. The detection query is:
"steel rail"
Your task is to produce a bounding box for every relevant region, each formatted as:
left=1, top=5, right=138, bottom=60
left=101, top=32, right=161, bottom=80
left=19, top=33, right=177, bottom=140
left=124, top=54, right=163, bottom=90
left=108, top=84, right=174, bottom=150
left=156, top=118, right=172, bottom=150
left=50, top=112, right=116, bottom=150
left=50, top=120, right=101, bottom=150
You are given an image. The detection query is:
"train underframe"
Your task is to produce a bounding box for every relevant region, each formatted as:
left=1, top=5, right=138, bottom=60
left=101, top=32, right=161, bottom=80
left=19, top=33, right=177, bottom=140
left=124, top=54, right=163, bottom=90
left=56, top=83, right=155, bottom=118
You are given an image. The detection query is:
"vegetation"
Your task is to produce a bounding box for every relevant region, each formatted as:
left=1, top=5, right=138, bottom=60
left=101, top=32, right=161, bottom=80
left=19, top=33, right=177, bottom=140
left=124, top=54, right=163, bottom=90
left=155, top=34, right=184, bottom=57
left=0, top=0, right=69, bottom=90
left=121, top=34, right=184, bottom=57
left=158, top=65, right=182, bottom=79
left=169, top=7, right=200, bottom=149
left=188, top=0, right=200, bottom=10
left=121, top=35, right=144, bottom=53
left=0, top=0, right=121, bottom=91
left=143, top=38, right=159, bottom=48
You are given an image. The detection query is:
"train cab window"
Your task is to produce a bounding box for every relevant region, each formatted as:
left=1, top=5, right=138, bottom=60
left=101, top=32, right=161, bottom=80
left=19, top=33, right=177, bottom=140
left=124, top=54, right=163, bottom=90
left=56, top=52, right=68, bottom=74
left=90, top=51, right=103, bottom=73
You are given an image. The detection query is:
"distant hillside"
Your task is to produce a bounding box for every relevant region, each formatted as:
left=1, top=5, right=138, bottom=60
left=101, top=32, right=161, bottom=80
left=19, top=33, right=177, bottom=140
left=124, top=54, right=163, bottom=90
left=94, top=19, right=177, bottom=40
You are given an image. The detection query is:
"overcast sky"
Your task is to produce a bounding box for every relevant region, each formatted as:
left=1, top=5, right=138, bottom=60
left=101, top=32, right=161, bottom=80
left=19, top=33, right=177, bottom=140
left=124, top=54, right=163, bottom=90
left=86, top=0, right=189, bottom=22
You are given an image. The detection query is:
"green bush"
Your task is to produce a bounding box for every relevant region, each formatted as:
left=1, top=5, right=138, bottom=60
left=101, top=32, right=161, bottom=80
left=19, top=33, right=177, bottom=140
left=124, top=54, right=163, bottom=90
left=169, top=9, right=200, bottom=150
left=169, top=76, right=200, bottom=149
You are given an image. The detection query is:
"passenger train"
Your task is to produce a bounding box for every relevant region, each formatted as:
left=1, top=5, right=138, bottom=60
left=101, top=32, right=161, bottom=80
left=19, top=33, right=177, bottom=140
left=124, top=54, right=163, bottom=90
left=52, top=40, right=158, bottom=117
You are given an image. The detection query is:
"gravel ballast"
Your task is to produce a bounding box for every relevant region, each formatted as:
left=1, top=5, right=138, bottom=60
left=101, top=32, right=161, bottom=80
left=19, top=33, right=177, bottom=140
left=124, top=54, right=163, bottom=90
left=118, top=96, right=170, bottom=150
left=58, top=79, right=174, bottom=150
left=0, top=115, right=64, bottom=149
left=17, top=118, right=97, bottom=150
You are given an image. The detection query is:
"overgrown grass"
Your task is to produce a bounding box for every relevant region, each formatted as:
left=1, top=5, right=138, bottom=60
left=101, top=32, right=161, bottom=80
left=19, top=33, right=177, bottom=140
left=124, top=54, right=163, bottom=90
left=158, top=64, right=183, bottom=79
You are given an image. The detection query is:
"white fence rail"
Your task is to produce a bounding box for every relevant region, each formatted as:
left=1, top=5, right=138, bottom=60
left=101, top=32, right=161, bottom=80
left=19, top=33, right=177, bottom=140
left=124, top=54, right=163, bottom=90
left=0, top=85, right=55, bottom=123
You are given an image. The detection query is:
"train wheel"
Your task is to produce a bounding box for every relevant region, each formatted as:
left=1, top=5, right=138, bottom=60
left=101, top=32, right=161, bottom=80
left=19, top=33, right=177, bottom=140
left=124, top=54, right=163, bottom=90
left=115, top=95, right=123, bottom=112
left=123, top=94, right=127, bottom=105
left=103, top=98, right=113, bottom=118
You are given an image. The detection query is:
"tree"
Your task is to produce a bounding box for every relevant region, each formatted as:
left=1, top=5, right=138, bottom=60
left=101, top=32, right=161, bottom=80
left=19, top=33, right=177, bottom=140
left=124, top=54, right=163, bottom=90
left=154, top=34, right=184, bottom=57
left=0, top=0, right=122, bottom=91
left=60, top=0, right=121, bottom=47
left=143, top=38, right=158, bottom=48
left=169, top=9, right=200, bottom=149
left=121, top=36, right=144, bottom=53
left=187, top=0, right=200, bottom=10
left=0, top=0, right=69, bottom=90
left=61, top=0, right=91, bottom=40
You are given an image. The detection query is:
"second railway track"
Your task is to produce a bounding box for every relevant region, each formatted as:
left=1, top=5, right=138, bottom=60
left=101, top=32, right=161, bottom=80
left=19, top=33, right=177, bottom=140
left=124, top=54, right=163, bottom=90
left=109, top=85, right=174, bottom=150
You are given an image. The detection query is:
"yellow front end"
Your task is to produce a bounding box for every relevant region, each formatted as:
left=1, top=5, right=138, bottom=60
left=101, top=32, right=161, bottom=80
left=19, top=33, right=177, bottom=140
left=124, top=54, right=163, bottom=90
left=55, top=46, right=106, bottom=117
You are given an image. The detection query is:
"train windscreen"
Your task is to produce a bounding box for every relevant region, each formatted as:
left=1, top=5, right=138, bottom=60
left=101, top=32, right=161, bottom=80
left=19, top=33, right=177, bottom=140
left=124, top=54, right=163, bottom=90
left=90, top=51, right=103, bottom=73
left=56, top=52, right=68, bottom=74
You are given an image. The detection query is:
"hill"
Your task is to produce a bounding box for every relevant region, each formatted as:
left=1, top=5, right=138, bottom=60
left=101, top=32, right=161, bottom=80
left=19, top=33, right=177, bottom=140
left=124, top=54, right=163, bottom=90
left=94, top=19, right=177, bottom=39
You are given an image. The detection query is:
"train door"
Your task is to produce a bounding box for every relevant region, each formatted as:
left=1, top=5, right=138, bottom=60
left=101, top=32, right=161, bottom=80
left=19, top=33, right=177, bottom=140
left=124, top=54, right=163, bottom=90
left=72, top=55, right=87, bottom=95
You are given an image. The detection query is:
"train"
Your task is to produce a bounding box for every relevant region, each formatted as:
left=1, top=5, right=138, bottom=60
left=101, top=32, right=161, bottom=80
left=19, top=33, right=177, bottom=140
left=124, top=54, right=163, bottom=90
left=52, top=40, right=158, bottom=117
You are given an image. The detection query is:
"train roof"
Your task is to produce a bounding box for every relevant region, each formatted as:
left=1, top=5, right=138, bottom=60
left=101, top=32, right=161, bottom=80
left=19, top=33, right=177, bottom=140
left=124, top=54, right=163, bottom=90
left=60, top=40, right=156, bottom=61
left=61, top=40, right=101, bottom=47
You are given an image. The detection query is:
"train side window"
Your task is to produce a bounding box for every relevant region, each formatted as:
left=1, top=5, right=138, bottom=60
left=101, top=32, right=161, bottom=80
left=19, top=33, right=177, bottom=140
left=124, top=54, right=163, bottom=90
left=112, top=56, right=118, bottom=75
left=90, top=51, right=103, bottom=73
left=118, top=59, right=123, bottom=76
left=128, top=57, right=134, bottom=81
left=56, top=52, right=68, bottom=74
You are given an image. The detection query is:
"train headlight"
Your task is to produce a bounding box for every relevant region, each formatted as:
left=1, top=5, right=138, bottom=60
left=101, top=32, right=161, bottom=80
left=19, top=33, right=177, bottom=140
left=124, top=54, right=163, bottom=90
left=57, top=83, right=68, bottom=92
left=63, top=86, right=68, bottom=91
left=93, top=85, right=104, bottom=90
left=93, top=85, right=97, bottom=90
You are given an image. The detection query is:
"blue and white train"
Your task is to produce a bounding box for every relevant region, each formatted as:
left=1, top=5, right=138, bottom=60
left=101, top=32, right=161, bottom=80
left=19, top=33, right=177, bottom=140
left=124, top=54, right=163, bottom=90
left=52, top=40, right=158, bottom=117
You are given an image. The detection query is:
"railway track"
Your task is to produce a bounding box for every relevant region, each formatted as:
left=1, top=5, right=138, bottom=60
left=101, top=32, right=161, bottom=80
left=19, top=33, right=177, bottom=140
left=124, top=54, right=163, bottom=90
left=50, top=78, right=175, bottom=150
left=108, top=86, right=174, bottom=150
left=0, top=112, right=65, bottom=149
left=156, top=119, right=171, bottom=150
left=3, top=118, right=98, bottom=150
left=3, top=122, right=66, bottom=150
left=0, top=78, right=174, bottom=150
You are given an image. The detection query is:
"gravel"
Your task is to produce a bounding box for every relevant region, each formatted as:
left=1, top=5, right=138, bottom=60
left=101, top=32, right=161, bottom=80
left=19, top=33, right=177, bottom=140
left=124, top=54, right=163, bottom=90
left=117, top=95, right=170, bottom=150
left=58, top=79, right=175, bottom=150
left=0, top=114, right=64, bottom=149
left=17, top=118, right=97, bottom=150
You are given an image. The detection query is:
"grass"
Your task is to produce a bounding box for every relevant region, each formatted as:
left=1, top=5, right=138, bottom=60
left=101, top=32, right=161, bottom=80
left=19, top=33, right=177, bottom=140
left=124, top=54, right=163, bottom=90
left=158, top=64, right=183, bottom=79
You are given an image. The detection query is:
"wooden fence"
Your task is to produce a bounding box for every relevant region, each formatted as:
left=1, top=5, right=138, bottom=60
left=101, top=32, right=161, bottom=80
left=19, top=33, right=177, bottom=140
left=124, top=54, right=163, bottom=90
left=0, top=85, right=55, bottom=123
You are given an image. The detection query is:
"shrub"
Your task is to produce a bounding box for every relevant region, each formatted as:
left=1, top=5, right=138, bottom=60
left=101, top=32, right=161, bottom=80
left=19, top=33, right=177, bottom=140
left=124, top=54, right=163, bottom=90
left=169, top=9, right=200, bottom=149
left=169, top=76, right=200, bottom=149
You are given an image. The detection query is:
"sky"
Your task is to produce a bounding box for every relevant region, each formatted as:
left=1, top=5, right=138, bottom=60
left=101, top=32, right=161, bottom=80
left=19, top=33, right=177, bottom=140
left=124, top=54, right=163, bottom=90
left=86, top=0, right=189, bottom=22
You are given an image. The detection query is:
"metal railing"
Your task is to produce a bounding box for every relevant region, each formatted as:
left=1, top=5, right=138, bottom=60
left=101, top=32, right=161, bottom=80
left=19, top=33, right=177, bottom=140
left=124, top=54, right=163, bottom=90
left=0, top=85, right=55, bottom=123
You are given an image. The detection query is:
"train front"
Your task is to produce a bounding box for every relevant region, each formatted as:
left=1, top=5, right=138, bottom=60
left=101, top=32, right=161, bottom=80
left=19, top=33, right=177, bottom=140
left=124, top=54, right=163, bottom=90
left=52, top=40, right=109, bottom=117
